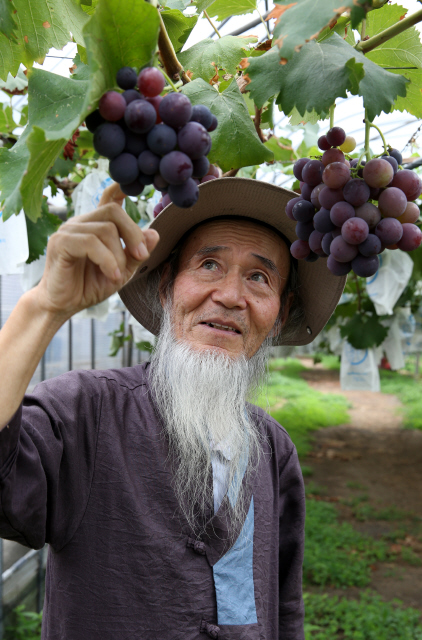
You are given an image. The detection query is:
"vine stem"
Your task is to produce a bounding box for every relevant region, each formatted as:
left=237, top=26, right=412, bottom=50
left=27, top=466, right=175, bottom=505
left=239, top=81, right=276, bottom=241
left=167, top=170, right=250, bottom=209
left=204, top=10, right=221, bottom=38
left=161, top=69, right=179, bottom=93
left=366, top=119, right=388, bottom=155
left=329, top=104, right=335, bottom=128
left=256, top=6, right=271, bottom=39
left=354, top=274, right=362, bottom=313
left=356, top=7, right=422, bottom=54
left=364, top=109, right=371, bottom=162
left=157, top=11, right=191, bottom=84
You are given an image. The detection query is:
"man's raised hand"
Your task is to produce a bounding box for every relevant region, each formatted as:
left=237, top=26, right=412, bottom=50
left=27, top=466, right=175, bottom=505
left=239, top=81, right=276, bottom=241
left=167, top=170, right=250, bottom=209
left=35, top=183, right=160, bottom=320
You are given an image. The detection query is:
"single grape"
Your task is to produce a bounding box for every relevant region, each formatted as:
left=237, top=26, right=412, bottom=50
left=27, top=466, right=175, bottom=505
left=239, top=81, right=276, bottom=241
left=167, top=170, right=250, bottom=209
left=125, top=100, right=157, bottom=133
left=290, top=239, right=311, bottom=260
left=302, top=160, right=324, bottom=187
left=388, top=148, right=403, bottom=165
left=330, top=201, right=355, bottom=227
left=327, top=255, right=352, bottom=275
left=159, top=150, right=193, bottom=185
left=138, top=173, right=155, bottom=185
left=321, top=148, right=346, bottom=166
left=161, top=193, right=172, bottom=208
left=330, top=236, right=359, bottom=262
left=355, top=202, right=381, bottom=228
left=153, top=202, right=164, bottom=218
left=362, top=158, right=394, bottom=188
left=369, top=186, right=381, bottom=200
left=177, top=122, right=211, bottom=160
left=122, top=89, right=141, bottom=105
left=286, top=196, right=303, bottom=220
left=190, top=104, right=213, bottom=130
left=397, top=201, right=420, bottom=224
left=207, top=114, right=218, bottom=132
left=85, top=109, right=105, bottom=133
left=352, top=254, right=379, bottom=277
left=109, top=153, right=139, bottom=184
left=391, top=169, right=422, bottom=201
left=305, top=252, right=319, bottom=263
left=138, top=67, right=165, bottom=98
left=322, top=232, right=333, bottom=255
left=382, top=155, right=398, bottom=174
left=374, top=217, right=403, bottom=245
left=93, top=123, right=126, bottom=158
left=116, top=67, right=138, bottom=90
left=200, top=175, right=217, bottom=183
left=343, top=179, right=370, bottom=207
left=356, top=160, right=366, bottom=178
left=396, top=223, right=422, bottom=251
left=340, top=136, right=356, bottom=153
left=124, top=131, right=147, bottom=156
left=378, top=186, right=407, bottom=218
left=159, top=92, right=192, bottom=129
left=168, top=178, right=199, bottom=208
left=146, top=96, right=163, bottom=123
left=314, top=208, right=335, bottom=233
left=319, top=186, right=344, bottom=210
left=309, top=230, right=325, bottom=253
left=310, top=183, right=325, bottom=209
left=292, top=199, right=315, bottom=223
left=301, top=183, right=313, bottom=202
left=147, top=123, right=177, bottom=156
left=322, top=162, right=350, bottom=189
left=98, top=91, right=127, bottom=122
left=138, top=150, right=161, bottom=175
left=318, top=135, right=331, bottom=151
left=295, top=221, right=314, bottom=242
left=192, top=156, right=210, bottom=179
left=358, top=234, right=381, bottom=257
left=154, top=174, right=169, bottom=192
left=293, top=157, right=310, bottom=181
left=206, top=164, right=220, bottom=178
left=326, top=126, right=346, bottom=147
left=120, top=179, right=144, bottom=196
left=341, top=217, right=369, bottom=245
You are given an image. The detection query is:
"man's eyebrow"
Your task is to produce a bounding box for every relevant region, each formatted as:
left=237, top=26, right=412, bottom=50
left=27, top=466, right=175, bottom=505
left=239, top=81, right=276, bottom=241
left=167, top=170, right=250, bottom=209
left=252, top=253, right=281, bottom=277
left=195, top=245, right=228, bottom=256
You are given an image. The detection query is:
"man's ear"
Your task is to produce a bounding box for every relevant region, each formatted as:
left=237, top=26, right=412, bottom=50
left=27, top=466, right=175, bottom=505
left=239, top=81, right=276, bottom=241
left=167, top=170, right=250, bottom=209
left=158, top=262, right=171, bottom=307
left=269, top=292, right=294, bottom=338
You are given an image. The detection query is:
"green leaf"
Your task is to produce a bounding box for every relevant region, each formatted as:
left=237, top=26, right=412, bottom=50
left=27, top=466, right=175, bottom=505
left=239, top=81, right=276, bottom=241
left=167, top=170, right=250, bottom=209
left=247, top=33, right=408, bottom=121
left=124, top=197, right=141, bottom=223
left=0, top=0, right=17, bottom=38
left=0, top=0, right=90, bottom=81
left=340, top=313, right=389, bottom=349
left=264, top=136, right=294, bottom=162
left=193, top=0, right=216, bottom=13
left=272, top=0, right=356, bottom=60
left=161, top=9, right=198, bottom=54
left=365, top=3, right=422, bottom=118
left=0, top=66, right=28, bottom=93
left=162, top=0, right=192, bottom=11
left=26, top=197, right=62, bottom=263
left=0, top=105, right=16, bottom=135
left=288, top=106, right=328, bottom=125
left=181, top=78, right=273, bottom=171
left=206, top=0, right=256, bottom=22
left=178, top=35, right=256, bottom=82
left=0, top=129, right=29, bottom=219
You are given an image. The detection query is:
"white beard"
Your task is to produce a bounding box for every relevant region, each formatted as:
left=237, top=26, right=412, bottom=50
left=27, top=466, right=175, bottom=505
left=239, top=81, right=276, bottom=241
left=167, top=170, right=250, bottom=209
left=149, top=303, right=271, bottom=538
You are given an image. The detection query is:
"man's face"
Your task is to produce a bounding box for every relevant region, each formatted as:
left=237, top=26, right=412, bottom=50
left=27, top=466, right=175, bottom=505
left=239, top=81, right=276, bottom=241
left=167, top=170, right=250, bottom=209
left=166, top=218, right=291, bottom=359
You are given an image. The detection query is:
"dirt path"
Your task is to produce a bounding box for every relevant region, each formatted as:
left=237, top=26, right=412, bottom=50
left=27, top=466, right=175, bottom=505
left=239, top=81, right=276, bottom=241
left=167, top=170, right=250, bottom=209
left=298, top=360, right=422, bottom=610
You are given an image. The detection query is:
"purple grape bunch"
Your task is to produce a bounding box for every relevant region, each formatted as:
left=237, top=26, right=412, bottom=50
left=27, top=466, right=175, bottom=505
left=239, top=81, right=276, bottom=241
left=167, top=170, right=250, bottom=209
left=287, top=126, right=422, bottom=277
left=87, top=66, right=218, bottom=210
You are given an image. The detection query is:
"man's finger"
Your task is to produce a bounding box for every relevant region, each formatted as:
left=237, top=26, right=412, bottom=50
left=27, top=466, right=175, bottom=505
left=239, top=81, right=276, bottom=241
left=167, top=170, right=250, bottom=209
left=99, top=182, right=126, bottom=207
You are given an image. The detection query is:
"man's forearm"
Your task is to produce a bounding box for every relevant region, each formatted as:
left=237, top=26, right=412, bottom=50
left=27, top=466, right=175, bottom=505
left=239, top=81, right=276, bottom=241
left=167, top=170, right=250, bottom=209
left=0, top=288, right=67, bottom=431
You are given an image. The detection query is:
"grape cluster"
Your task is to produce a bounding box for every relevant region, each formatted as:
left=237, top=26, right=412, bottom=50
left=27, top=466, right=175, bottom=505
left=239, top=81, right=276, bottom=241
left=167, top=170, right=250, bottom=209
left=153, top=163, right=221, bottom=217
left=288, top=126, right=422, bottom=277
left=86, top=66, right=218, bottom=208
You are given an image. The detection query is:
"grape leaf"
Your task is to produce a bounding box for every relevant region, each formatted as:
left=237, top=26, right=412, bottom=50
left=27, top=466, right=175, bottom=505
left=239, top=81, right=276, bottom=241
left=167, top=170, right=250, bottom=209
left=26, top=197, right=62, bottom=263
left=0, top=0, right=89, bottom=81
left=340, top=313, right=389, bottom=349
left=0, top=105, right=16, bottom=135
left=162, top=0, right=192, bottom=10
left=264, top=136, right=294, bottom=162
left=193, top=0, right=216, bottom=13
left=247, top=33, right=408, bottom=121
left=0, top=0, right=17, bottom=38
left=0, top=66, right=28, bottom=93
left=161, top=9, right=198, bottom=54
left=124, top=197, right=141, bottom=223
left=178, top=35, right=256, bottom=83
left=0, top=129, right=29, bottom=218
left=206, top=0, right=256, bottom=22
left=181, top=78, right=273, bottom=171
left=364, top=3, right=422, bottom=118
left=288, top=106, right=328, bottom=125
left=272, top=0, right=357, bottom=60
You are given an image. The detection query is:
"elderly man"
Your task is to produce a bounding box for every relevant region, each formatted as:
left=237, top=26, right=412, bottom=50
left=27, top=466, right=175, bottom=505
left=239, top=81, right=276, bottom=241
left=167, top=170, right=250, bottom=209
left=0, top=178, right=345, bottom=640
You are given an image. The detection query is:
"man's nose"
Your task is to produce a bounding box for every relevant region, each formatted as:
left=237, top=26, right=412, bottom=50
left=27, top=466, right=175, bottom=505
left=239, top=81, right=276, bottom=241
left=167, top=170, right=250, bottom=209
left=210, top=271, right=247, bottom=309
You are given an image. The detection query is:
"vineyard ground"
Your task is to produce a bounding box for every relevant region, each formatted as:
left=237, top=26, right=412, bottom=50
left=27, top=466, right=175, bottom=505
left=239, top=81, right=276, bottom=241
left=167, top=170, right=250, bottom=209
left=299, top=359, right=422, bottom=611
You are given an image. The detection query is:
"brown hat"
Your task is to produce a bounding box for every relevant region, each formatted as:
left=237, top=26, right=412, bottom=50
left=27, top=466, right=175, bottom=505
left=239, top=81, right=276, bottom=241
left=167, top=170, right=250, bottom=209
left=119, top=177, right=346, bottom=346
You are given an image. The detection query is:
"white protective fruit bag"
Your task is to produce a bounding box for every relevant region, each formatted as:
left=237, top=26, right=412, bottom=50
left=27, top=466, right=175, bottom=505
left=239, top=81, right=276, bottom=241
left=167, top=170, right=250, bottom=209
left=71, top=160, right=113, bottom=217
left=340, top=341, right=380, bottom=392
left=380, top=316, right=405, bottom=371
left=0, top=210, right=29, bottom=275
left=366, top=249, right=413, bottom=315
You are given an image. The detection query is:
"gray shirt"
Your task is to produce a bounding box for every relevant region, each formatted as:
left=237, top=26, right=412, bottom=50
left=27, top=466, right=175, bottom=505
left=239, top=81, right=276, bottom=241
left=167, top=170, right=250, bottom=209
left=0, top=362, right=305, bottom=640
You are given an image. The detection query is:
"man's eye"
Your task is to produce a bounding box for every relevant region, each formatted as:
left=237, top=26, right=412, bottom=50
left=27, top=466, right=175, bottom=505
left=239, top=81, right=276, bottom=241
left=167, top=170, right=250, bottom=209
left=250, top=272, right=268, bottom=283
left=202, top=260, right=218, bottom=270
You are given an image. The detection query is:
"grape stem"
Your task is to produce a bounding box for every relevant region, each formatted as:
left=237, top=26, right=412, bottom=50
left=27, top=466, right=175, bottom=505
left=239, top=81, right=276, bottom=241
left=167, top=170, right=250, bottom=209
left=256, top=6, right=271, bottom=40
left=356, top=7, right=422, bottom=54
left=329, top=104, right=335, bottom=128
left=204, top=10, right=221, bottom=38
left=353, top=273, right=362, bottom=313
left=254, top=106, right=266, bottom=143
left=157, top=11, right=191, bottom=85
left=365, top=118, right=388, bottom=155
left=161, top=69, right=180, bottom=93
left=364, top=109, right=371, bottom=162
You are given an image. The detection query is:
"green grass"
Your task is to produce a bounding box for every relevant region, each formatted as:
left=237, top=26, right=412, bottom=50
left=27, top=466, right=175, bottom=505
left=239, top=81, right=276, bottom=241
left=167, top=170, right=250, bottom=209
left=257, top=359, right=350, bottom=458
left=379, top=369, right=422, bottom=430
left=304, top=591, right=422, bottom=640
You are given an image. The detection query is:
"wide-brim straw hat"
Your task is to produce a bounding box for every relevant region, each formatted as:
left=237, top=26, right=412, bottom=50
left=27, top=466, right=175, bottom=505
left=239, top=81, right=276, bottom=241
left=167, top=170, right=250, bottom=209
left=119, top=177, right=347, bottom=346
